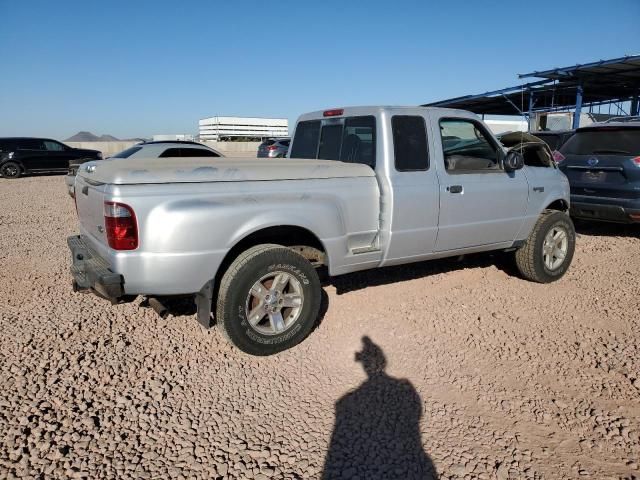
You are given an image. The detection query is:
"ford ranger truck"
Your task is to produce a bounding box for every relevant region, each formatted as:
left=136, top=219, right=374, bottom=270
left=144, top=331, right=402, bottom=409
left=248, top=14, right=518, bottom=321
left=68, top=107, right=574, bottom=355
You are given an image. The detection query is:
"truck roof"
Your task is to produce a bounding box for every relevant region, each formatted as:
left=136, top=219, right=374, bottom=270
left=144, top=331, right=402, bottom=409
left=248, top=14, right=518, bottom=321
left=297, top=105, right=477, bottom=122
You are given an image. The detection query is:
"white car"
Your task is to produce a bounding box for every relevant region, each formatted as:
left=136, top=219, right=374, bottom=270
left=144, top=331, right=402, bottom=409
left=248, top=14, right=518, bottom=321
left=66, top=141, right=224, bottom=196
left=109, top=141, right=223, bottom=160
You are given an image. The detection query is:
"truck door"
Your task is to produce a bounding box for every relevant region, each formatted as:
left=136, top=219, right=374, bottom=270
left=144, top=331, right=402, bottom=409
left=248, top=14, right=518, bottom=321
left=433, top=117, right=528, bottom=251
left=383, top=114, right=440, bottom=264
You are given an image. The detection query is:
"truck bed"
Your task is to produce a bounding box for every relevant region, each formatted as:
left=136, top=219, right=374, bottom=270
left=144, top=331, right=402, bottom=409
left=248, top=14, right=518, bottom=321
left=77, top=157, right=376, bottom=185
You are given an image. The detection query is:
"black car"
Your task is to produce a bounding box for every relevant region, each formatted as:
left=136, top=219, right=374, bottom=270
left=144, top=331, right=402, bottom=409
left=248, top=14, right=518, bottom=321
left=556, top=122, right=640, bottom=224
left=531, top=130, right=575, bottom=151
left=0, top=137, right=102, bottom=179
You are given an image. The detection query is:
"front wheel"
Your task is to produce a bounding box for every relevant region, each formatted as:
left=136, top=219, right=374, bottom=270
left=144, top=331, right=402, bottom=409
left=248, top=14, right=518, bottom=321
left=216, top=244, right=321, bottom=355
left=515, top=210, right=575, bottom=283
left=1, top=161, right=22, bottom=179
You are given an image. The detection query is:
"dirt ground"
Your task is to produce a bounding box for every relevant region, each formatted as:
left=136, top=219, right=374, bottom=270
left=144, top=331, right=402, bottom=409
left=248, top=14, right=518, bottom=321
left=1, top=175, right=639, bottom=480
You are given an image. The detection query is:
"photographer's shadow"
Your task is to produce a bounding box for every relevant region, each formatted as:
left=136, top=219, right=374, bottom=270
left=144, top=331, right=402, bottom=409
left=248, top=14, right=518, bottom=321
left=322, top=337, right=437, bottom=480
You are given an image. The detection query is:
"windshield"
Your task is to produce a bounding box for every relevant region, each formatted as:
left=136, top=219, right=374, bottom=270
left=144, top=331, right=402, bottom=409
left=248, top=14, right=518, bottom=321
left=560, top=129, right=640, bottom=155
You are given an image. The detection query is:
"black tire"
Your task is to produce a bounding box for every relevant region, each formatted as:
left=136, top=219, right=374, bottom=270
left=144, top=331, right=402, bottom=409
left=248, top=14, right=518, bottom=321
left=217, top=244, right=321, bottom=355
left=1, top=161, right=22, bottom=179
left=515, top=210, right=575, bottom=283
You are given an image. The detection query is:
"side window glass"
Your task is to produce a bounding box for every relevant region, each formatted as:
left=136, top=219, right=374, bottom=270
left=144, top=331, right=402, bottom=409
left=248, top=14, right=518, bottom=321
left=290, top=120, right=320, bottom=158
left=392, top=115, right=429, bottom=171
left=439, top=119, right=499, bottom=172
left=159, top=148, right=181, bottom=158
left=44, top=140, right=65, bottom=151
left=18, top=139, right=45, bottom=150
left=180, top=148, right=219, bottom=157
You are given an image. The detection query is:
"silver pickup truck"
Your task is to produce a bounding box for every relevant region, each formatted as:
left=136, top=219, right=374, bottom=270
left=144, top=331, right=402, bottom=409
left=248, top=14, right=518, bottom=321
left=68, top=106, right=574, bottom=355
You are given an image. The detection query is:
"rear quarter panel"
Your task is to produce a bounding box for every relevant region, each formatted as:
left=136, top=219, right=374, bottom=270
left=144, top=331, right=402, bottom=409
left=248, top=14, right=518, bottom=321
left=101, top=177, right=380, bottom=295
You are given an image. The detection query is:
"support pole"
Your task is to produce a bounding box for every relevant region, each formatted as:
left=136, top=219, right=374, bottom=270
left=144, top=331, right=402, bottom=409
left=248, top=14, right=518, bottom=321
left=631, top=94, right=639, bottom=116
left=572, top=84, right=583, bottom=129
left=528, top=90, right=534, bottom=132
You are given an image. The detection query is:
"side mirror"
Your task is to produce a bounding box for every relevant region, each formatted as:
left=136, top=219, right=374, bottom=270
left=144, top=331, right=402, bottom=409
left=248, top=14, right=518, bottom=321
left=503, top=149, right=524, bottom=172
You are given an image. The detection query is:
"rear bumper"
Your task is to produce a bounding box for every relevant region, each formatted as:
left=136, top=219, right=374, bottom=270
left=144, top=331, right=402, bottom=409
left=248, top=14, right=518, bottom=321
left=68, top=235, right=126, bottom=301
left=570, top=196, right=640, bottom=223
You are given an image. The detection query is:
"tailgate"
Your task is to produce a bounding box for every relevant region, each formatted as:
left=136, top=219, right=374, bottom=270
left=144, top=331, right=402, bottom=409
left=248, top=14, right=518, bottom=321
left=74, top=175, right=108, bottom=245
left=562, top=154, right=640, bottom=199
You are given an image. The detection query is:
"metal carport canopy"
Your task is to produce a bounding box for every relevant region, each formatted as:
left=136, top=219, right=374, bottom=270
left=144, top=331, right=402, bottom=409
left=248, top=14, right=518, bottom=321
left=423, top=55, right=640, bottom=116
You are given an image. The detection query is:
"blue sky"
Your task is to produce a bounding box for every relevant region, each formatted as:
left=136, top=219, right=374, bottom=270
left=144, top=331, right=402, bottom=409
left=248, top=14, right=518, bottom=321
left=1, top=0, right=638, bottom=139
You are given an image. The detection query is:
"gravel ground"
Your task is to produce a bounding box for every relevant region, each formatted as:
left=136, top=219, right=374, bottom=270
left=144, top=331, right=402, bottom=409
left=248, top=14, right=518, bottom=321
left=1, top=175, right=639, bottom=480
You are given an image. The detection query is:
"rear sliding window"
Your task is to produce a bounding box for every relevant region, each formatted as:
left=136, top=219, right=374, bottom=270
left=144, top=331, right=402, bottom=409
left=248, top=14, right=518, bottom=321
left=392, top=115, right=429, bottom=171
left=560, top=129, right=640, bottom=155
left=290, top=116, right=376, bottom=167
left=290, top=121, right=321, bottom=159
left=112, top=146, right=142, bottom=158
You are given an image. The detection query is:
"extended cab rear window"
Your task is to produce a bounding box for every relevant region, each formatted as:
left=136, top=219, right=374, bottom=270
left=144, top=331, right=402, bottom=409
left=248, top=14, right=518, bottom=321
left=392, top=115, right=429, bottom=171
left=560, top=128, right=640, bottom=156
left=290, top=116, right=376, bottom=167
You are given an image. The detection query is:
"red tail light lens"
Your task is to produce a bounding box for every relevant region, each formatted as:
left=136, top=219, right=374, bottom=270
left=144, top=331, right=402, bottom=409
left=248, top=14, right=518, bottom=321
left=104, top=202, right=138, bottom=250
left=632, top=156, right=640, bottom=167
left=552, top=150, right=566, bottom=163
left=267, top=145, right=278, bottom=151
left=323, top=108, right=344, bottom=117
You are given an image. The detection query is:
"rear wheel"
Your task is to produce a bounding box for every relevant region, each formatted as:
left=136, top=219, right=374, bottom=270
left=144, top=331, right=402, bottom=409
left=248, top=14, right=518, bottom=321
left=1, top=161, right=22, bottom=179
left=217, top=244, right=321, bottom=355
left=515, top=210, right=575, bottom=283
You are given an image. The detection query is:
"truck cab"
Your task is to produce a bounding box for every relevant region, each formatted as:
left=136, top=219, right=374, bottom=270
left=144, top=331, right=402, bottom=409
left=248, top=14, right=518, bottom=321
left=290, top=106, right=568, bottom=267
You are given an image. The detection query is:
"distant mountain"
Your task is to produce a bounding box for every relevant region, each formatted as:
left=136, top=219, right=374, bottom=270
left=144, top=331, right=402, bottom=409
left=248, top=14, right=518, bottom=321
left=98, top=134, right=120, bottom=142
left=65, top=132, right=148, bottom=142
left=66, top=131, right=101, bottom=142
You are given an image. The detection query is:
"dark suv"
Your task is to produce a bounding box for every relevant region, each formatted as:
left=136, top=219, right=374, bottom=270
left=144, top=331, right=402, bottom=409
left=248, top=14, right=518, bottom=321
left=532, top=130, right=575, bottom=151
left=556, top=122, right=640, bottom=223
left=0, top=137, right=102, bottom=179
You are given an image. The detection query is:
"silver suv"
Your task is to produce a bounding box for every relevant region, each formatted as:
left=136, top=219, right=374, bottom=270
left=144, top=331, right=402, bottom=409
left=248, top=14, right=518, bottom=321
left=257, top=138, right=290, bottom=158
left=110, top=141, right=223, bottom=160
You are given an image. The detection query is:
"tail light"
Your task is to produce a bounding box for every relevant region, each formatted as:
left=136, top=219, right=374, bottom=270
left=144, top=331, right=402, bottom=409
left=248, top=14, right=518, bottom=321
left=267, top=145, right=278, bottom=151
left=552, top=150, right=566, bottom=163
left=104, top=202, right=138, bottom=250
left=632, top=156, right=640, bottom=167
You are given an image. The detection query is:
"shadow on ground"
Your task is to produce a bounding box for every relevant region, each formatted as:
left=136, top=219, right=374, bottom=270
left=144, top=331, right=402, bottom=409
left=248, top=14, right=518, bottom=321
left=322, top=336, right=437, bottom=480
left=575, top=220, right=639, bottom=238
left=327, top=251, right=517, bottom=295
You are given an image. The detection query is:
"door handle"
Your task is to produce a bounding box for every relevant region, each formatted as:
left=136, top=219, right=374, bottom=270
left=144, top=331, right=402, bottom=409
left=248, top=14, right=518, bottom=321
left=447, top=185, right=463, bottom=194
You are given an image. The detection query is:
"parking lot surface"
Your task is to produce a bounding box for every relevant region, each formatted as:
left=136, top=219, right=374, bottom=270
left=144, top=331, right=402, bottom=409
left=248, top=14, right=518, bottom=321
left=1, top=175, right=639, bottom=479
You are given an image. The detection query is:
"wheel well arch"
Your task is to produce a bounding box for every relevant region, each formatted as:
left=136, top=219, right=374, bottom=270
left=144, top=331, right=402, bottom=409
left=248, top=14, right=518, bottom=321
left=545, top=199, right=569, bottom=212
left=213, top=225, right=327, bottom=293
left=1, top=159, right=25, bottom=172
